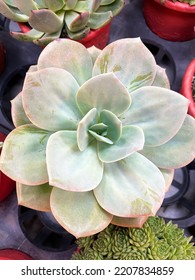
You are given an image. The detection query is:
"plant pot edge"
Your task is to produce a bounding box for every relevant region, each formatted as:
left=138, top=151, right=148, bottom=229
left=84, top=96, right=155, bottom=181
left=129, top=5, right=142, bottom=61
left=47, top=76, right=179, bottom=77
left=180, top=58, right=195, bottom=118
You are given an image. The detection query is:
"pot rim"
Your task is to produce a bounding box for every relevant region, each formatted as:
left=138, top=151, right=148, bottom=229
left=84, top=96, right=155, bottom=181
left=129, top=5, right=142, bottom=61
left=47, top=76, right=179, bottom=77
left=181, top=58, right=195, bottom=117
left=154, top=0, right=195, bottom=13
left=0, top=249, right=33, bottom=260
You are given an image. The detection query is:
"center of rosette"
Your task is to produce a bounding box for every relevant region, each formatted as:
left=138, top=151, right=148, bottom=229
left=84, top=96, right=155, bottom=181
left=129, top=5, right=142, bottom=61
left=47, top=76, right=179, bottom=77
left=77, top=108, right=122, bottom=151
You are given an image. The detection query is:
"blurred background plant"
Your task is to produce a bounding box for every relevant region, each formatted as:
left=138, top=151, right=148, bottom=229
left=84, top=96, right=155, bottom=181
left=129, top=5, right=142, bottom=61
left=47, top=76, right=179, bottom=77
left=0, top=0, right=125, bottom=46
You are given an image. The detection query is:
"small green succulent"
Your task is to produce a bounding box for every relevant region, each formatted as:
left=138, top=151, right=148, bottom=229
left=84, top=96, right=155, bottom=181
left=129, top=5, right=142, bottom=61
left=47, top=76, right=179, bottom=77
left=72, top=216, right=195, bottom=260
left=161, top=0, right=195, bottom=5
left=0, top=0, right=125, bottom=46
left=172, top=0, right=195, bottom=5
left=0, top=37, right=195, bottom=238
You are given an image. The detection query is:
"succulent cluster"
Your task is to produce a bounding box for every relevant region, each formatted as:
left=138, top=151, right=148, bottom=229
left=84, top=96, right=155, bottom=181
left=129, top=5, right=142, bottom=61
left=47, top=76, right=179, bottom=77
left=72, top=216, right=195, bottom=260
left=174, top=0, right=195, bottom=5
left=166, top=0, right=195, bottom=5
left=0, top=0, right=124, bottom=46
left=0, top=37, right=195, bottom=238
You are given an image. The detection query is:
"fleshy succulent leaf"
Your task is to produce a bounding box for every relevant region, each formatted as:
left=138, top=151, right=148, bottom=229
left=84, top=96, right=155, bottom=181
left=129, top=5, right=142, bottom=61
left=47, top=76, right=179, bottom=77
left=0, top=124, right=50, bottom=185
left=77, top=108, right=98, bottom=151
left=46, top=131, right=103, bottom=191
left=111, top=216, right=149, bottom=228
left=87, top=11, right=112, bottom=29
left=42, top=0, right=65, bottom=11
left=65, top=0, right=78, bottom=10
left=87, top=46, right=101, bottom=64
left=152, top=65, right=170, bottom=88
left=160, top=168, right=174, bottom=192
left=66, top=26, right=90, bottom=40
left=33, top=29, right=62, bottom=47
left=76, top=72, right=131, bottom=116
left=10, top=28, right=44, bottom=42
left=0, top=0, right=29, bottom=22
left=121, top=86, right=189, bottom=146
left=89, top=130, right=113, bottom=144
left=22, top=68, right=81, bottom=131
left=37, top=39, right=93, bottom=85
left=98, top=125, right=145, bottom=163
left=65, top=11, right=89, bottom=32
left=97, top=0, right=125, bottom=16
left=50, top=188, right=113, bottom=238
left=11, top=91, right=31, bottom=127
left=13, top=0, right=38, bottom=16
left=140, top=115, right=195, bottom=168
left=92, top=37, right=156, bottom=91
left=28, top=9, right=64, bottom=33
left=94, top=152, right=165, bottom=217
left=100, top=110, right=122, bottom=142
left=16, top=182, right=52, bottom=211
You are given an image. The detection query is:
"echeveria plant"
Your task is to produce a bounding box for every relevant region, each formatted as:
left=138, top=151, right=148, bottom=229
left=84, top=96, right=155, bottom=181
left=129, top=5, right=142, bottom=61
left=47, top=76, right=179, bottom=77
left=72, top=216, right=195, bottom=260
left=0, top=38, right=195, bottom=238
left=0, top=0, right=125, bottom=46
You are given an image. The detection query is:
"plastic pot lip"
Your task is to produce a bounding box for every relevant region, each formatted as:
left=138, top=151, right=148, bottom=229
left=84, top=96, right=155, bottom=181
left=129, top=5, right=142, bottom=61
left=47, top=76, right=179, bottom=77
left=154, top=0, right=195, bottom=13
left=0, top=132, right=6, bottom=141
left=180, top=58, right=195, bottom=117
left=0, top=249, right=33, bottom=260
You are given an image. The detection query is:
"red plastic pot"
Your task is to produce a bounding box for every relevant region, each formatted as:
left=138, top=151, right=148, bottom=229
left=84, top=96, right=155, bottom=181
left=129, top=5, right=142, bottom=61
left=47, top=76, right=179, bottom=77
left=0, top=249, right=33, bottom=260
left=180, top=59, right=195, bottom=118
left=0, top=133, right=16, bottom=202
left=143, top=0, right=195, bottom=41
left=18, top=22, right=111, bottom=49
left=0, top=42, right=6, bottom=74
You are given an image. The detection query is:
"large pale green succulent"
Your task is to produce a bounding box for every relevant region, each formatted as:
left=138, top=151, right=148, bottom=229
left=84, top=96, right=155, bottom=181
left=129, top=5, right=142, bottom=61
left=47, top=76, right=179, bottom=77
left=0, top=0, right=125, bottom=46
left=72, top=216, right=195, bottom=260
left=0, top=37, right=195, bottom=238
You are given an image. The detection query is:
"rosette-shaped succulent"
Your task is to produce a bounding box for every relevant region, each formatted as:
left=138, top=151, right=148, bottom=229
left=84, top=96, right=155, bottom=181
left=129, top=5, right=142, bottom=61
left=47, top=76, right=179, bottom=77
left=72, top=216, right=195, bottom=260
left=0, top=0, right=125, bottom=46
left=0, top=38, right=195, bottom=238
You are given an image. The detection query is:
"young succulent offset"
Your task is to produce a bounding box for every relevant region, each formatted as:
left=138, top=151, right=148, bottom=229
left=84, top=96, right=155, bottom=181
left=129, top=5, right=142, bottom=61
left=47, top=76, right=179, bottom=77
left=0, top=38, right=195, bottom=238
left=72, top=216, right=195, bottom=260
left=162, top=0, right=195, bottom=5
left=0, top=0, right=125, bottom=46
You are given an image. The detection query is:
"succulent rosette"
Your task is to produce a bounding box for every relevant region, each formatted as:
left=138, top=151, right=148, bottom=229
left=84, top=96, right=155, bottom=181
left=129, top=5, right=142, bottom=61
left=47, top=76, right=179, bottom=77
left=0, top=0, right=125, bottom=46
left=0, top=38, right=195, bottom=238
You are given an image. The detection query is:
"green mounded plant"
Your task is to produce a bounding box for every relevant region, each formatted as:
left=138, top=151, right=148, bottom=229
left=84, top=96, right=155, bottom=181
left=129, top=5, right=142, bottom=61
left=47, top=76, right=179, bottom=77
left=0, top=0, right=125, bottom=46
left=162, top=0, right=195, bottom=5
left=0, top=37, right=195, bottom=238
left=72, top=216, right=195, bottom=260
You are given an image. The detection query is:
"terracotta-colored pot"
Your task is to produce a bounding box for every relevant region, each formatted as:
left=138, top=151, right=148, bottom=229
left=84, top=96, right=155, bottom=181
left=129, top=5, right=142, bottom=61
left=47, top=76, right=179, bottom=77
left=18, top=22, right=111, bottom=49
left=0, top=42, right=5, bottom=74
left=143, top=0, right=195, bottom=41
left=180, top=59, right=195, bottom=118
left=0, top=132, right=16, bottom=202
left=0, top=249, right=33, bottom=260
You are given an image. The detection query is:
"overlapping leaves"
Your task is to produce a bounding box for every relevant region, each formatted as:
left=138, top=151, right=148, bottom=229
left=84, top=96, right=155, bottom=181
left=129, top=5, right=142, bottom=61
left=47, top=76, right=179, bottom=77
left=0, top=38, right=195, bottom=237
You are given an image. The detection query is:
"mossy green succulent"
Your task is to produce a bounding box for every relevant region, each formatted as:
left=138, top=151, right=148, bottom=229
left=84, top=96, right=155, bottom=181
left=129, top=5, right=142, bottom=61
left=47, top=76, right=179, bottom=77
left=0, top=0, right=125, bottom=46
left=72, top=216, right=195, bottom=260
left=172, top=0, right=195, bottom=5
left=161, top=0, right=195, bottom=5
